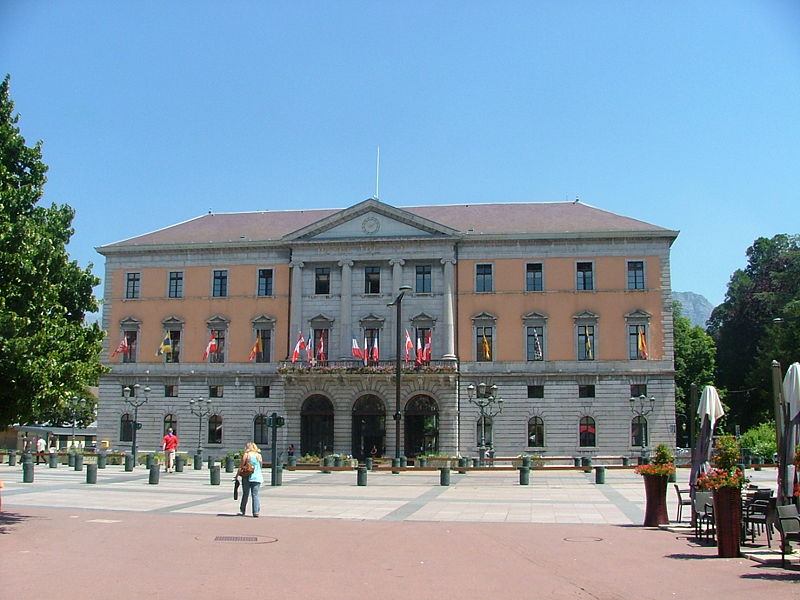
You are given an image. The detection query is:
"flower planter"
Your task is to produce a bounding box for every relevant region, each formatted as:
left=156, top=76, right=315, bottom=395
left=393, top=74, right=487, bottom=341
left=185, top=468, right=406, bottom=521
left=642, top=474, right=670, bottom=526
left=712, top=487, right=741, bottom=557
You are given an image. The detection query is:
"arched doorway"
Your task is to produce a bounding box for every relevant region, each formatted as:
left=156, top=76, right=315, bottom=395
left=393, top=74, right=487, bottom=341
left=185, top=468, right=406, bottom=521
left=404, top=395, right=439, bottom=457
left=351, top=395, right=386, bottom=460
left=301, top=395, right=334, bottom=456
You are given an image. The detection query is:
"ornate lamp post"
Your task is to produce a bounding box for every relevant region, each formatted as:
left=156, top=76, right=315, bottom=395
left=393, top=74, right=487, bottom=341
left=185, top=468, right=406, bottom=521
left=630, top=393, right=656, bottom=462
left=388, top=285, right=413, bottom=460
left=123, top=384, right=149, bottom=466
left=467, top=382, right=503, bottom=466
left=189, top=396, right=213, bottom=455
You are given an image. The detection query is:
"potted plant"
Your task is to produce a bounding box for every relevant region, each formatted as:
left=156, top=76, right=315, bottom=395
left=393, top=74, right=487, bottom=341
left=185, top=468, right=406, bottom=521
left=634, top=443, right=675, bottom=526
left=696, top=435, right=746, bottom=557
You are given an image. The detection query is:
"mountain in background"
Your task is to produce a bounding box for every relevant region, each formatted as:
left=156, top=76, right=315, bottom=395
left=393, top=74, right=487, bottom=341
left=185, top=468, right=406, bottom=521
left=673, top=291, right=715, bottom=329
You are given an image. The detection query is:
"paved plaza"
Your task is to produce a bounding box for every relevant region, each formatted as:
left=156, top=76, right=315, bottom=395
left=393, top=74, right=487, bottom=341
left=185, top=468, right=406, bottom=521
left=1, top=463, right=797, bottom=598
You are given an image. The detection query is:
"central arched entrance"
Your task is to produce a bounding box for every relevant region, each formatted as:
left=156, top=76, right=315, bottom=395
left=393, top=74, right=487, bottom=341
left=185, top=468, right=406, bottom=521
left=404, top=394, right=439, bottom=457
left=301, top=395, right=334, bottom=457
left=351, top=394, right=386, bottom=460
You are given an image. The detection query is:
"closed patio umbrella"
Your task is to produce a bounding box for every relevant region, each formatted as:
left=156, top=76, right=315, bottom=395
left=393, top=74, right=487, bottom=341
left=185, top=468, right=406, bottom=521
left=689, top=385, right=725, bottom=492
left=781, top=362, right=800, bottom=503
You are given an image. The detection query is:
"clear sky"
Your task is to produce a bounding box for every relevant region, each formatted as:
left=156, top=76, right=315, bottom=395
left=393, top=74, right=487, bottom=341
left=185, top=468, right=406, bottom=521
left=2, top=1, right=799, bottom=308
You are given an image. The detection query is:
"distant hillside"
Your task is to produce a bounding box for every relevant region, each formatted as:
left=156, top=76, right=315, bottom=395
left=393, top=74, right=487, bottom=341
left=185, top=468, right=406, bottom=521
left=673, top=291, right=714, bottom=329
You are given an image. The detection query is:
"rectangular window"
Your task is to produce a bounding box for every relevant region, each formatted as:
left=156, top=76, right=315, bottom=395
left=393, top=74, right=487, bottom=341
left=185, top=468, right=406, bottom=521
left=364, top=266, right=381, bottom=294
left=630, top=384, right=648, bottom=398
left=578, top=325, right=595, bottom=360
left=526, top=326, right=544, bottom=361
left=209, top=385, right=224, bottom=398
left=164, top=385, right=178, bottom=398
left=125, top=272, right=140, bottom=299
left=578, top=384, right=596, bottom=398
left=415, top=327, right=431, bottom=364
left=163, top=330, right=181, bottom=363
left=627, top=261, right=645, bottom=290
left=476, top=326, right=493, bottom=362
left=476, top=264, right=493, bottom=292
left=122, top=331, right=137, bottom=363
left=257, top=268, right=273, bottom=297
left=168, top=271, right=183, bottom=298
left=208, top=329, right=225, bottom=363
left=254, top=328, right=271, bottom=363
left=416, top=265, right=432, bottom=293
left=629, top=325, right=649, bottom=360
left=315, top=267, right=330, bottom=295
left=527, top=385, right=544, bottom=399
left=576, top=262, right=594, bottom=291
left=212, top=270, right=228, bottom=297
left=310, top=328, right=328, bottom=363
left=255, top=386, right=270, bottom=399
left=254, top=415, right=269, bottom=445
left=364, top=328, right=380, bottom=365
left=526, top=263, right=543, bottom=292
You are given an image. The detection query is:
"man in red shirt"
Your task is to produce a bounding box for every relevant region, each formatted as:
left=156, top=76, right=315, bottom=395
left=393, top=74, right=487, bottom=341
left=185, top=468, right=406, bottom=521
left=162, top=428, right=179, bottom=473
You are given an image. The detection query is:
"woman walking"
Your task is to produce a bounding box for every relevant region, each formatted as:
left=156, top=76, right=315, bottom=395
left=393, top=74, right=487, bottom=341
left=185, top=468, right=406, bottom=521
left=238, top=442, right=263, bottom=517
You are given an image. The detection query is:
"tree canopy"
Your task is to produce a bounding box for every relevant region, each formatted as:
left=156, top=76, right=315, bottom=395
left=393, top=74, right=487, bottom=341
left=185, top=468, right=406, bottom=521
left=0, top=75, right=104, bottom=428
left=707, top=234, right=800, bottom=430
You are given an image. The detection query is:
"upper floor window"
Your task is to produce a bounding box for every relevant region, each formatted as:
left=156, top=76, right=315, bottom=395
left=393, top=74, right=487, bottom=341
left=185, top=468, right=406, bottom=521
left=476, top=326, right=493, bottom=362
left=416, top=265, right=432, bottom=293
left=576, top=262, right=594, bottom=291
left=207, top=329, right=226, bottom=363
left=212, top=270, right=228, bottom=297
left=257, top=268, right=273, bottom=297
left=364, top=266, right=381, bottom=294
left=315, top=267, right=330, bottom=295
left=526, top=326, right=544, bottom=361
left=627, top=261, right=645, bottom=290
left=629, top=324, right=649, bottom=360
left=525, top=263, right=543, bottom=292
left=310, top=328, right=329, bottom=363
left=160, top=330, right=181, bottom=363
left=577, top=325, right=595, bottom=360
left=122, top=331, right=137, bottom=363
left=365, top=328, right=380, bottom=365
left=125, top=272, right=140, bottom=299
left=476, top=264, right=493, bottom=292
left=168, top=271, right=183, bottom=298
left=253, top=328, right=272, bottom=363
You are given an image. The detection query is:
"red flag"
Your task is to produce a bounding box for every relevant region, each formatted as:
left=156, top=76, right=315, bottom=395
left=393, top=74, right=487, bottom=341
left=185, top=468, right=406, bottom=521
left=351, top=334, right=364, bottom=359
left=291, top=332, right=306, bottom=363
left=424, top=330, right=432, bottom=363
left=202, top=332, right=218, bottom=361
left=415, top=335, right=423, bottom=365
left=111, top=334, right=129, bottom=358
left=363, top=335, right=368, bottom=365
left=404, top=330, right=414, bottom=362
left=248, top=336, right=262, bottom=361
left=370, top=335, right=379, bottom=361
left=318, top=332, right=325, bottom=362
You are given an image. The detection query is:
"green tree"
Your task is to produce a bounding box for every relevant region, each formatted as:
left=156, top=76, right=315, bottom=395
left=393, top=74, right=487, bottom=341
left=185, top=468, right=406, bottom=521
left=0, top=75, right=105, bottom=428
left=707, top=234, right=800, bottom=430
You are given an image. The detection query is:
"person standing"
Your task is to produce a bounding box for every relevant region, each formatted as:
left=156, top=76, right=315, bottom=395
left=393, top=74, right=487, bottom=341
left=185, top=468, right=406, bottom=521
left=238, top=442, right=263, bottom=517
left=36, top=436, right=47, bottom=464
left=162, top=428, right=179, bottom=473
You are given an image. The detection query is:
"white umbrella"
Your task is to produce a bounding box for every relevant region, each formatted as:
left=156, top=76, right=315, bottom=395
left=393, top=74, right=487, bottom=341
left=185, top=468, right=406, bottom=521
left=781, top=362, right=800, bottom=502
left=690, top=385, right=725, bottom=490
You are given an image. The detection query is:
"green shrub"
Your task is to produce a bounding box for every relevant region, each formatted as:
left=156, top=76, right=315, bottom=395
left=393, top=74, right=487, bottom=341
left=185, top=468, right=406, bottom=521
left=713, top=435, right=740, bottom=470
left=738, top=421, right=777, bottom=459
left=652, top=443, right=674, bottom=466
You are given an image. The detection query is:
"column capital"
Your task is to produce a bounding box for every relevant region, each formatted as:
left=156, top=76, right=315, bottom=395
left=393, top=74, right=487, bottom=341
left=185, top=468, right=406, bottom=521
left=388, top=258, right=405, bottom=267
left=290, top=260, right=305, bottom=269
left=440, top=258, right=457, bottom=266
left=338, top=259, right=354, bottom=268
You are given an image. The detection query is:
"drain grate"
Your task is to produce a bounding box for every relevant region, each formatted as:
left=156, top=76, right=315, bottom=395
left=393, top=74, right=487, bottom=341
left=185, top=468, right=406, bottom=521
left=215, top=536, right=259, bottom=543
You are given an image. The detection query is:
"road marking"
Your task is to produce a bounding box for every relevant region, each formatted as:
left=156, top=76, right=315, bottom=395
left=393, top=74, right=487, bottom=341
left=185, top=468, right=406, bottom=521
left=86, top=519, right=121, bottom=523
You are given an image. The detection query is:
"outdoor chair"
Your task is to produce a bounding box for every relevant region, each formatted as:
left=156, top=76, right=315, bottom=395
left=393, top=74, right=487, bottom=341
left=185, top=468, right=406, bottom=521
left=742, top=496, right=775, bottom=547
left=776, top=504, right=800, bottom=568
left=693, top=491, right=715, bottom=542
left=674, top=484, right=692, bottom=522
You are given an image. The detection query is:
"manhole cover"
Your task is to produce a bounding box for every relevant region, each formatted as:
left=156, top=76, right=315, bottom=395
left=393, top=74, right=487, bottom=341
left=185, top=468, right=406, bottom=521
left=563, top=536, right=604, bottom=543
left=215, top=536, right=259, bottom=543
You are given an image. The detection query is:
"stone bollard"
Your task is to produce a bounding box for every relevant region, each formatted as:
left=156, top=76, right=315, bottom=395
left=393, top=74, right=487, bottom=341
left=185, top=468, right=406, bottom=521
left=193, top=453, right=202, bottom=470
left=288, top=455, right=297, bottom=467
left=458, top=457, right=467, bottom=474
left=146, top=454, right=154, bottom=469
left=391, top=457, right=400, bottom=474
left=68, top=453, right=76, bottom=468
left=97, top=452, right=107, bottom=469
left=271, top=466, right=282, bottom=486
left=86, top=463, right=98, bottom=484
left=399, top=456, right=407, bottom=468
left=49, top=453, right=58, bottom=468
left=175, top=455, right=185, bottom=472
left=210, top=465, right=221, bottom=485
left=74, top=454, right=84, bottom=471
left=519, top=466, right=530, bottom=485
left=581, top=457, right=592, bottom=472
left=365, top=457, right=373, bottom=471
left=23, top=462, right=34, bottom=483
left=322, top=455, right=333, bottom=473
left=207, top=456, right=215, bottom=470
left=522, top=455, right=532, bottom=468
left=225, top=455, right=235, bottom=473
left=753, top=456, right=762, bottom=471
left=418, top=457, right=428, bottom=468
left=149, top=464, right=160, bottom=484
left=124, top=453, right=134, bottom=471
left=595, top=466, right=606, bottom=484
left=622, top=456, right=630, bottom=466
left=8, top=452, right=17, bottom=467
left=440, top=466, right=450, bottom=486
left=357, top=466, right=367, bottom=486
left=472, top=458, right=479, bottom=468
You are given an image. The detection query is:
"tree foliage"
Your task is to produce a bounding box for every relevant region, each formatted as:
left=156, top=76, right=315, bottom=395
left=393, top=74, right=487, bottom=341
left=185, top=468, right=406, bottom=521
left=707, top=234, right=800, bottom=430
left=0, top=75, right=105, bottom=428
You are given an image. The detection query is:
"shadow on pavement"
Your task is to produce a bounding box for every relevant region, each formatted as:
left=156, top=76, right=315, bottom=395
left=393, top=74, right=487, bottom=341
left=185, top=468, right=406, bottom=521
left=740, top=569, right=800, bottom=581
left=0, top=511, right=31, bottom=534
left=665, top=553, right=722, bottom=560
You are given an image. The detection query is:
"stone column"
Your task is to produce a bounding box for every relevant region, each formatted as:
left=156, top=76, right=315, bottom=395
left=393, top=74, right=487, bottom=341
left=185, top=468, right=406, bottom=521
left=441, top=258, right=457, bottom=360
left=289, top=261, right=304, bottom=352
left=338, top=259, right=353, bottom=359
left=388, top=258, right=405, bottom=360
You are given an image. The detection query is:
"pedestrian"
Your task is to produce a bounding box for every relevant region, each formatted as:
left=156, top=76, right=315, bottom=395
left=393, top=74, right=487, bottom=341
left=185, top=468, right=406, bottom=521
left=287, top=443, right=295, bottom=457
left=162, top=428, right=179, bottom=473
left=238, top=441, right=263, bottom=517
left=36, top=436, right=47, bottom=464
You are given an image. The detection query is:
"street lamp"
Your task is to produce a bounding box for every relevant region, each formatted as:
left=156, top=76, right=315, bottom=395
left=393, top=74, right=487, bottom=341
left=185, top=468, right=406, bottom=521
left=467, top=382, right=503, bottom=466
left=630, top=394, right=656, bottom=462
left=70, top=397, right=87, bottom=451
left=189, top=396, right=213, bottom=455
left=123, top=383, right=149, bottom=467
left=388, top=284, right=413, bottom=460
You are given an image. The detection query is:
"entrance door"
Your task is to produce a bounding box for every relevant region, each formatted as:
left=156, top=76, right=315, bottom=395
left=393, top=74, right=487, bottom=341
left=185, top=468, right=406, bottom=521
left=301, top=395, right=334, bottom=457
left=404, top=395, right=439, bottom=457
left=351, top=394, right=386, bottom=460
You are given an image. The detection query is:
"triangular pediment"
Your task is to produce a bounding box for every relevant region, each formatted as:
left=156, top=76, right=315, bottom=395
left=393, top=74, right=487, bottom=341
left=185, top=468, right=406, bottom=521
left=624, top=309, right=652, bottom=320
left=521, top=311, right=548, bottom=322
left=283, top=198, right=459, bottom=241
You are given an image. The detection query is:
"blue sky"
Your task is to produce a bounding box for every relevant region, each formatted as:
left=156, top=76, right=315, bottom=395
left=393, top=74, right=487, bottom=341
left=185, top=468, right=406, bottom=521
left=2, top=2, right=799, bottom=308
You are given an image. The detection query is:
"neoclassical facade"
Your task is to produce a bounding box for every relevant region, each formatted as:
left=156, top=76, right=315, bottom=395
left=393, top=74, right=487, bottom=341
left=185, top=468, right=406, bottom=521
left=96, top=198, right=679, bottom=459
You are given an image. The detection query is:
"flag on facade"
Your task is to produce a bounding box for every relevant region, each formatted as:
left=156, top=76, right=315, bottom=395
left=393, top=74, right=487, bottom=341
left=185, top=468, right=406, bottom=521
left=111, top=334, right=129, bottom=358
left=248, top=335, right=262, bottom=361
left=482, top=330, right=491, bottom=360
left=291, top=332, right=306, bottom=363
left=637, top=328, right=649, bottom=360
left=308, top=328, right=315, bottom=362
left=156, top=332, right=172, bottom=356
left=585, top=335, right=593, bottom=360
left=370, top=335, right=379, bottom=361
left=416, top=335, right=424, bottom=365
left=351, top=334, right=364, bottom=359
left=533, top=328, right=543, bottom=360
left=202, top=331, right=218, bottom=361
left=424, top=330, right=432, bottom=362
left=404, top=330, right=414, bottom=362
left=317, top=331, right=325, bottom=362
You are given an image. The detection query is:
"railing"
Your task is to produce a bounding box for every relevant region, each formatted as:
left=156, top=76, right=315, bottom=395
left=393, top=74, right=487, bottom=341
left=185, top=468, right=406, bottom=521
left=277, top=359, right=457, bottom=375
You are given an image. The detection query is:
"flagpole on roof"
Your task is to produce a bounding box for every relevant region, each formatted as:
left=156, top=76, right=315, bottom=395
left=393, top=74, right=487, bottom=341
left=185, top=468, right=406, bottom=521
left=375, top=146, right=380, bottom=200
